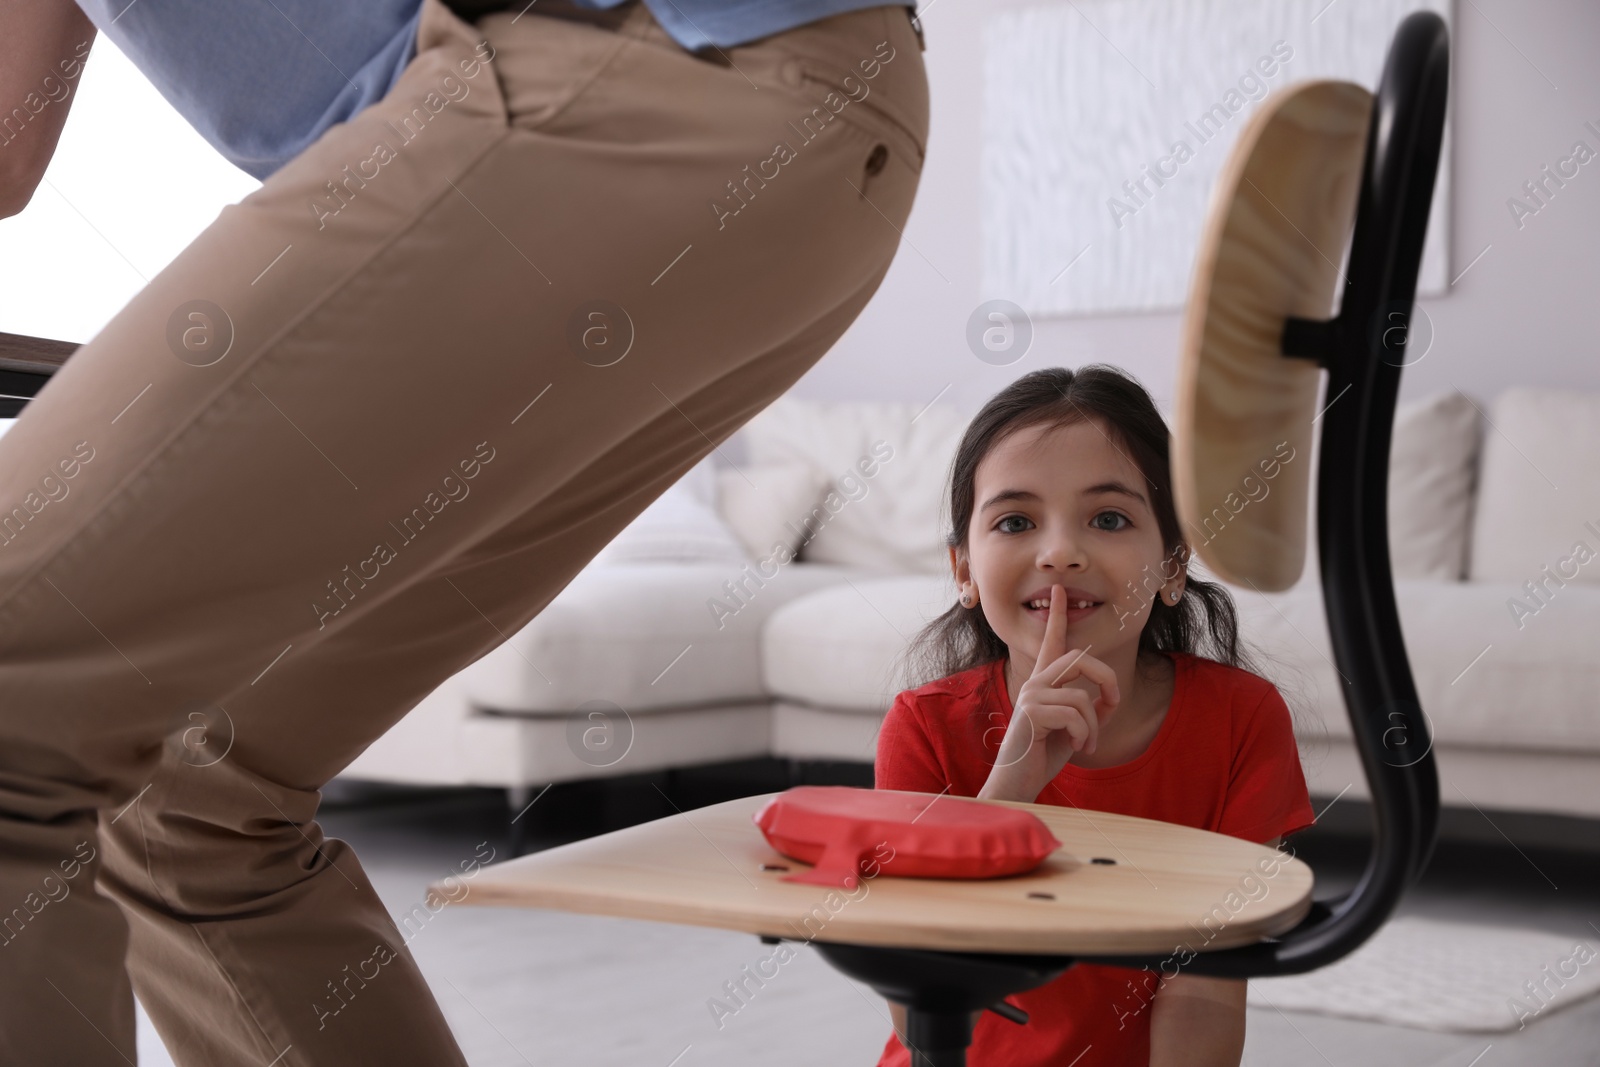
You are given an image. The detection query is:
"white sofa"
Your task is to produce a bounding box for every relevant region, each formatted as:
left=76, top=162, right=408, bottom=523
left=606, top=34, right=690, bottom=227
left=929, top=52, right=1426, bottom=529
left=341, top=386, right=1600, bottom=824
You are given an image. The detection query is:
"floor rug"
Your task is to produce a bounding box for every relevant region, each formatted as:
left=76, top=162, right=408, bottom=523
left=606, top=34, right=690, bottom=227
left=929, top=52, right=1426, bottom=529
left=1246, top=916, right=1600, bottom=1033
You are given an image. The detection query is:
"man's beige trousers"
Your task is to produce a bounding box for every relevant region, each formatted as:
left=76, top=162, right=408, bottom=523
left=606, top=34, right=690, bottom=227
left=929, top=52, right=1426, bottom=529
left=0, top=1, right=926, bottom=1061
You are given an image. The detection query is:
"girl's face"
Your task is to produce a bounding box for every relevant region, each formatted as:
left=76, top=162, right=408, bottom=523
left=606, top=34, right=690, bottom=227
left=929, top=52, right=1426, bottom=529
left=952, top=418, right=1183, bottom=667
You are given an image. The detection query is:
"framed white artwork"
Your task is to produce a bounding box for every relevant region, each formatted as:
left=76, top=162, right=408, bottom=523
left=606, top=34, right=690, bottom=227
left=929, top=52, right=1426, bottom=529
left=982, top=0, right=1453, bottom=316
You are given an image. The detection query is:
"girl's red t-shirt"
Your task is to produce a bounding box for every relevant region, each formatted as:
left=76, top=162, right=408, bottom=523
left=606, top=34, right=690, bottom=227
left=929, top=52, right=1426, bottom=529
left=871, top=651, right=1316, bottom=1067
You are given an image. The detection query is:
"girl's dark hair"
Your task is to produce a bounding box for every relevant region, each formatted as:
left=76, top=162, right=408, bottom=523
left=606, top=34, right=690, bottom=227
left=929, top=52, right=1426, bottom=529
left=893, top=363, right=1273, bottom=694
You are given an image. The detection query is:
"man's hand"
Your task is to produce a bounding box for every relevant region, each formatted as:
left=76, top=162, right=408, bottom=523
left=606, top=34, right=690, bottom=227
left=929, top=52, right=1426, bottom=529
left=1, top=0, right=98, bottom=218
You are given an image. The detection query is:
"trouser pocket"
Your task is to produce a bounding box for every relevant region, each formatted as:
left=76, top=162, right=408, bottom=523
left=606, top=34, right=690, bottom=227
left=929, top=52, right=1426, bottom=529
left=772, top=7, right=929, bottom=186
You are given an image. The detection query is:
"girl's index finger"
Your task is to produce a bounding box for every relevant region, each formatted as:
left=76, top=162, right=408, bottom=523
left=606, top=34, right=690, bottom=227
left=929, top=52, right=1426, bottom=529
left=1030, top=584, right=1072, bottom=678
left=1044, top=648, right=1120, bottom=710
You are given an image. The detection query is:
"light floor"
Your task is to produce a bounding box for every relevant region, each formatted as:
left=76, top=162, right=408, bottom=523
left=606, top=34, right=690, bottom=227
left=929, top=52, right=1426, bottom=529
left=134, top=765, right=1600, bottom=1066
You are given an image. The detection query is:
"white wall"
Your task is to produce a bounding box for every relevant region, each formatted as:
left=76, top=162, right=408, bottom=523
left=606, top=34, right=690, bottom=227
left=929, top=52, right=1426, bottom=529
left=797, top=0, right=1600, bottom=422
left=0, top=34, right=260, bottom=344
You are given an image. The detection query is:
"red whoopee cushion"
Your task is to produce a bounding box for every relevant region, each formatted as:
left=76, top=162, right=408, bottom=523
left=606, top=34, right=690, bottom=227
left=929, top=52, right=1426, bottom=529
left=752, top=785, right=1062, bottom=890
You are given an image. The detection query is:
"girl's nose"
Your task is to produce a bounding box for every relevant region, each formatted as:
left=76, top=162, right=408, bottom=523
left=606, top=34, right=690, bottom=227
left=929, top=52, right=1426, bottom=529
left=1036, top=528, right=1090, bottom=569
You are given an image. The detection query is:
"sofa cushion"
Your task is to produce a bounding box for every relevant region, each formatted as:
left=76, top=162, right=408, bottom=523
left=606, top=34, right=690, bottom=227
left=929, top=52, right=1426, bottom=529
left=736, top=396, right=969, bottom=575
left=763, top=573, right=959, bottom=711
left=715, top=461, right=829, bottom=562
left=465, top=561, right=875, bottom=715
left=761, top=566, right=1600, bottom=754
left=590, top=455, right=749, bottom=567
left=770, top=700, right=885, bottom=764
left=738, top=388, right=1485, bottom=585
left=1287, top=388, right=1481, bottom=587
left=458, top=702, right=774, bottom=785
left=1387, top=389, right=1481, bottom=581
left=1468, top=387, right=1600, bottom=583
left=1227, top=577, right=1600, bottom=754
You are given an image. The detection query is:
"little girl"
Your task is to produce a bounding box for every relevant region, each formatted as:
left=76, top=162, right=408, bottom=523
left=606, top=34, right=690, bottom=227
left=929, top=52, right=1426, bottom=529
left=872, top=364, right=1317, bottom=1067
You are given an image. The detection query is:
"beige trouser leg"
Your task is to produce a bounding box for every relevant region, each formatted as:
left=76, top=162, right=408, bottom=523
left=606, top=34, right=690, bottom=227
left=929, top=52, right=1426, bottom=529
left=0, top=0, right=928, bottom=1062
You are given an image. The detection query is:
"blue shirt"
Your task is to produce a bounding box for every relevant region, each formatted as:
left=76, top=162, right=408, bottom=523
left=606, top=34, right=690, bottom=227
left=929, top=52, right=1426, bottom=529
left=74, top=0, right=908, bottom=181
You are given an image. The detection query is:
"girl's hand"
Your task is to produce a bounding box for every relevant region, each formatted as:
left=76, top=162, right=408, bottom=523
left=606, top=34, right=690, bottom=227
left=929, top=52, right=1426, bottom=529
left=978, top=584, right=1120, bottom=803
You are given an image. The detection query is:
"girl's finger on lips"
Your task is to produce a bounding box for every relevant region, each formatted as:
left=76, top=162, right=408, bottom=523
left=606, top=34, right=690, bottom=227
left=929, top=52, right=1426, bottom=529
left=1030, top=585, right=1072, bottom=678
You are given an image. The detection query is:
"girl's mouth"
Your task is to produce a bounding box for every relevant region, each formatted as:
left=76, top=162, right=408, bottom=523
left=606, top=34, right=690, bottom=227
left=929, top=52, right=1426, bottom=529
left=1023, top=597, right=1101, bottom=622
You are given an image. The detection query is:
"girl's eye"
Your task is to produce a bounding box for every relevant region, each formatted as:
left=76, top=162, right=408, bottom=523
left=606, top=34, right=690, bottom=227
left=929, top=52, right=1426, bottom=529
left=995, top=514, right=1032, bottom=534
left=1093, top=511, right=1130, bottom=532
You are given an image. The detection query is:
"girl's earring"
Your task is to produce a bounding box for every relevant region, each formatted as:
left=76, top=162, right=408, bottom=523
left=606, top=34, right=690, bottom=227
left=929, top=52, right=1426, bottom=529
left=960, top=592, right=974, bottom=607
left=1169, top=590, right=1181, bottom=603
